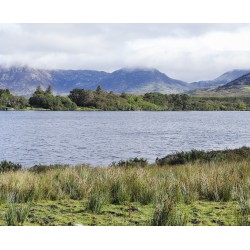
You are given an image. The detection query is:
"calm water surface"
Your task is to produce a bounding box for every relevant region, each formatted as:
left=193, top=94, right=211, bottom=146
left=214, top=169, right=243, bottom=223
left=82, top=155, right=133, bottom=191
left=0, top=111, right=249, bottom=167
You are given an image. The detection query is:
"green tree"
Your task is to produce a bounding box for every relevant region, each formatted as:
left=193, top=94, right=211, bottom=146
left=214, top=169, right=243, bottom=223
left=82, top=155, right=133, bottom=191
left=68, top=89, right=95, bottom=107
left=29, top=86, right=76, bottom=110
left=96, top=85, right=103, bottom=95
left=34, top=85, right=44, bottom=95
left=45, top=85, right=53, bottom=95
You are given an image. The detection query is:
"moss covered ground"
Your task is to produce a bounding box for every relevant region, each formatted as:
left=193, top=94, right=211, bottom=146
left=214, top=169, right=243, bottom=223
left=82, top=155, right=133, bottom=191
left=0, top=199, right=242, bottom=226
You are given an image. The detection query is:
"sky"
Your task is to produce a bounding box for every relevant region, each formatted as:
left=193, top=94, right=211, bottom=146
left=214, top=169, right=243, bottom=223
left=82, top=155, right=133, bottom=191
left=1, top=23, right=250, bottom=82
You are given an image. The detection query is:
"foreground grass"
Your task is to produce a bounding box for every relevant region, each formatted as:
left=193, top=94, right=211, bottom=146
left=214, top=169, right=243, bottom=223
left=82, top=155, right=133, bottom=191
left=1, top=147, right=250, bottom=226
left=0, top=200, right=243, bottom=226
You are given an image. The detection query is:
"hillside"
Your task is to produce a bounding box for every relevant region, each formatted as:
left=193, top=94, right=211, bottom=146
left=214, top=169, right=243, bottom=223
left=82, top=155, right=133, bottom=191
left=0, top=66, right=53, bottom=96
left=0, top=66, right=188, bottom=96
left=221, top=72, right=250, bottom=87
left=100, top=68, right=188, bottom=93
left=189, top=69, right=250, bottom=89
left=190, top=72, right=250, bottom=96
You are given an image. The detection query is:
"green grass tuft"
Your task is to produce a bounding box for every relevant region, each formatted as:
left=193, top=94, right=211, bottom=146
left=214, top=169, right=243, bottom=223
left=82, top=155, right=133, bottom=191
left=5, top=203, right=31, bottom=226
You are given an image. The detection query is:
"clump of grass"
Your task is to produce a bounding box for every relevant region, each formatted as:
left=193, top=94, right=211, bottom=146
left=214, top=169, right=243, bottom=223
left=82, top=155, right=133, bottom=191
left=235, top=198, right=250, bottom=226
left=151, top=197, right=188, bottom=226
left=200, top=177, right=233, bottom=202
left=60, top=171, right=85, bottom=200
left=3, top=173, right=40, bottom=202
left=128, top=174, right=156, bottom=205
left=87, top=191, right=107, bottom=213
left=5, top=203, right=31, bottom=226
left=138, top=184, right=156, bottom=205
left=16, top=204, right=31, bottom=225
left=110, top=181, right=130, bottom=204
left=7, top=192, right=20, bottom=203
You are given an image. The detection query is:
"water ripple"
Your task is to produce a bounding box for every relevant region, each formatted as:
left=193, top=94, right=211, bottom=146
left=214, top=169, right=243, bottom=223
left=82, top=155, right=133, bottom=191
left=0, top=111, right=250, bottom=167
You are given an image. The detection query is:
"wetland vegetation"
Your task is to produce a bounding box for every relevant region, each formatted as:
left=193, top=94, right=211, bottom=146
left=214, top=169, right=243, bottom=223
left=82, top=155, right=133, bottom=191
left=0, top=147, right=250, bottom=226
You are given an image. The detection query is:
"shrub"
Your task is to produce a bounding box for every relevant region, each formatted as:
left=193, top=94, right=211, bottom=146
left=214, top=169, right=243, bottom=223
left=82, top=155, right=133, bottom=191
left=156, top=147, right=250, bottom=166
left=0, top=161, right=22, bottom=173
left=111, top=157, right=148, bottom=168
left=29, top=164, right=69, bottom=173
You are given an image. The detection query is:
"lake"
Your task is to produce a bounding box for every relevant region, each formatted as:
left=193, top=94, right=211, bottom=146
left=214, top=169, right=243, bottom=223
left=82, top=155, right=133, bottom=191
left=0, top=111, right=249, bottom=167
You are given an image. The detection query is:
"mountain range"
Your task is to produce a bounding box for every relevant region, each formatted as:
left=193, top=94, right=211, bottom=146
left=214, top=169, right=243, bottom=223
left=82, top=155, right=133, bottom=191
left=0, top=65, right=250, bottom=96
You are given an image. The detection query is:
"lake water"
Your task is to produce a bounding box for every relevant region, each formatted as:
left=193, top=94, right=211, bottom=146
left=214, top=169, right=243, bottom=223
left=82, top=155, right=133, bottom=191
left=0, top=111, right=249, bottom=167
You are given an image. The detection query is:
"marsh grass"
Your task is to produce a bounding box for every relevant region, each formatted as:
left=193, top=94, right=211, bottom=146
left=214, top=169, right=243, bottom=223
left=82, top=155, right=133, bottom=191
left=0, top=148, right=250, bottom=226
left=87, top=191, right=107, bottom=213
left=110, top=181, right=130, bottom=204
left=5, top=202, right=31, bottom=226
left=151, top=197, right=188, bottom=226
left=234, top=197, right=250, bottom=226
left=0, top=161, right=249, bottom=206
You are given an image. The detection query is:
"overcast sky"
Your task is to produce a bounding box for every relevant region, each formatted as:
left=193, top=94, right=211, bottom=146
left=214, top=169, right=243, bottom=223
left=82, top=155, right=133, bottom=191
left=1, top=23, right=250, bottom=82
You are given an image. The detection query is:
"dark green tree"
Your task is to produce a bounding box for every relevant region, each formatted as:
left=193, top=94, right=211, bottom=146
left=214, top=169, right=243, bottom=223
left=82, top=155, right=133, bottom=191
left=96, top=85, right=103, bottom=95
left=34, top=85, right=44, bottom=95
left=68, top=88, right=95, bottom=107
left=45, top=85, right=53, bottom=95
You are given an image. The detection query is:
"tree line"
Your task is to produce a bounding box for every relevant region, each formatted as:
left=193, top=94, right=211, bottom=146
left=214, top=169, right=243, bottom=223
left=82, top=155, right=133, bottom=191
left=0, top=85, right=250, bottom=111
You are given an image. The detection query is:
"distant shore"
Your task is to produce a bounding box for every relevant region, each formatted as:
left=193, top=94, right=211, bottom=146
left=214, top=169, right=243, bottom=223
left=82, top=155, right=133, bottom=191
left=1, top=86, right=250, bottom=111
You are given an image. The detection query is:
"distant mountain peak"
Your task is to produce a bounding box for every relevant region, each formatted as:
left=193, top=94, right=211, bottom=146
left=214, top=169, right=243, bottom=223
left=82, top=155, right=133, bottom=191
left=0, top=66, right=188, bottom=96
left=114, top=67, right=159, bottom=73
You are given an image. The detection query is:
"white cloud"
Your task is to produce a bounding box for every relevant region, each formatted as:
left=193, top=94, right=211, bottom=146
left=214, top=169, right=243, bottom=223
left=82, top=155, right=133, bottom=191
left=1, top=24, right=250, bottom=82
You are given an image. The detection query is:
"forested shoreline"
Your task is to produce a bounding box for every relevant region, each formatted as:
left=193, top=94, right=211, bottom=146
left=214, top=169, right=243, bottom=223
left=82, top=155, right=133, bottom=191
left=1, top=85, right=250, bottom=111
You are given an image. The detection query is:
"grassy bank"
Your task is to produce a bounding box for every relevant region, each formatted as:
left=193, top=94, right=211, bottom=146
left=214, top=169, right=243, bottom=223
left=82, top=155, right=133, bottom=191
left=0, top=147, right=250, bottom=226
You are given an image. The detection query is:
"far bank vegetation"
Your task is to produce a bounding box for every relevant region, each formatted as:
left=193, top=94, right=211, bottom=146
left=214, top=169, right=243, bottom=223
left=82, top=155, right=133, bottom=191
left=1, top=85, right=250, bottom=111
